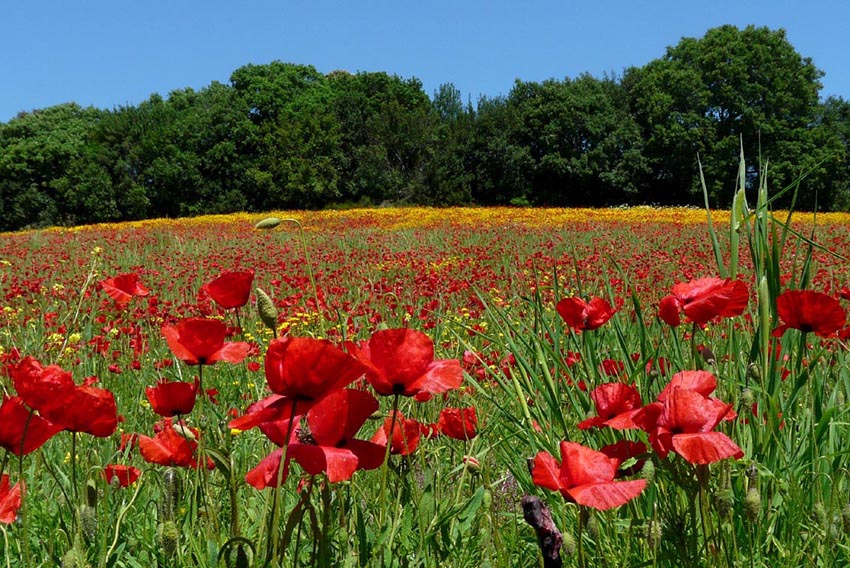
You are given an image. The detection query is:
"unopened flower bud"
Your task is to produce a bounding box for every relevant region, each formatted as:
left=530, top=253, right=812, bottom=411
left=713, top=488, right=734, bottom=519
left=256, top=287, right=278, bottom=332
left=639, top=459, right=655, bottom=484
left=79, top=505, right=98, bottom=542
left=645, top=520, right=663, bottom=548
left=744, top=487, right=761, bottom=522
left=740, top=388, right=755, bottom=409
left=254, top=217, right=282, bottom=230
left=747, top=362, right=761, bottom=382
left=158, top=520, right=179, bottom=557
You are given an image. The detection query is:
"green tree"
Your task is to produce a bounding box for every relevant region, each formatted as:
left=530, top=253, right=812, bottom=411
left=0, top=103, right=103, bottom=229
left=624, top=25, right=833, bottom=208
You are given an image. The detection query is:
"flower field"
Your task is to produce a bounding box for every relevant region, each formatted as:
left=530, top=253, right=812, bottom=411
left=2, top=204, right=850, bottom=567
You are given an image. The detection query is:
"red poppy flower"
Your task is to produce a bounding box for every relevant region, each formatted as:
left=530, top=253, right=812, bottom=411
left=658, top=277, right=748, bottom=327
left=840, top=286, right=850, bottom=301
left=436, top=407, right=478, bottom=440
left=0, top=474, right=23, bottom=524
left=556, top=297, right=616, bottom=332
left=201, top=270, right=254, bottom=310
left=633, top=387, right=742, bottom=464
left=229, top=337, right=367, bottom=431
left=351, top=328, right=463, bottom=399
left=657, top=370, right=716, bottom=401
left=10, top=356, right=75, bottom=413
left=103, top=464, right=141, bottom=487
left=162, top=318, right=251, bottom=366
left=531, top=441, right=647, bottom=510
left=577, top=383, right=642, bottom=430
left=138, top=420, right=200, bottom=468
left=370, top=411, right=422, bottom=455
left=41, top=383, right=119, bottom=437
left=287, top=389, right=386, bottom=482
left=772, top=290, right=847, bottom=338
left=0, top=396, right=63, bottom=455
left=146, top=379, right=199, bottom=417
left=100, top=273, right=150, bottom=308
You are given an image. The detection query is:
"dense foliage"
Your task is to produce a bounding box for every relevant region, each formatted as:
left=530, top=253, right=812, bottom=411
left=2, top=25, right=849, bottom=230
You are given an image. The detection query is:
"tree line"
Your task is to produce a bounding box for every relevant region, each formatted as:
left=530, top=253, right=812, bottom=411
left=2, top=25, right=849, bottom=231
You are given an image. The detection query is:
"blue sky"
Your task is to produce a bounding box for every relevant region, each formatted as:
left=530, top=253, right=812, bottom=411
left=2, top=1, right=848, bottom=122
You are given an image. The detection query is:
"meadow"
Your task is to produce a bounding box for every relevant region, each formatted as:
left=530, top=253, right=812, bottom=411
left=1, top=200, right=850, bottom=567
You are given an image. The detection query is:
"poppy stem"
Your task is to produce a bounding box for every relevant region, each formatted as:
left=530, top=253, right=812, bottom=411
left=266, top=402, right=300, bottom=564
left=377, top=394, right=401, bottom=528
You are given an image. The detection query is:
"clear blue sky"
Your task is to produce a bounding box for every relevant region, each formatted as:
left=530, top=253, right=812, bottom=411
left=2, top=0, right=848, bottom=122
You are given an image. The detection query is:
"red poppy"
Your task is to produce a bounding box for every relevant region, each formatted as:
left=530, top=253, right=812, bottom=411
left=146, top=379, right=199, bottom=417
left=556, top=297, right=616, bottom=332
left=577, top=383, right=642, bottom=430
left=100, top=273, right=150, bottom=308
left=840, top=286, right=850, bottom=301
left=436, top=407, right=478, bottom=440
left=287, top=389, right=386, bottom=482
left=370, top=411, right=422, bottom=455
left=772, top=290, right=847, bottom=338
left=138, top=420, right=200, bottom=468
left=161, top=318, right=251, bottom=366
left=531, top=441, right=647, bottom=510
left=658, top=370, right=716, bottom=400
left=350, top=328, right=463, bottom=399
left=103, top=464, right=141, bottom=487
left=633, top=387, right=742, bottom=464
left=10, top=356, right=75, bottom=413
left=658, top=277, right=748, bottom=327
left=0, top=474, right=23, bottom=524
left=229, top=337, right=367, bottom=431
left=201, top=270, right=254, bottom=310
left=41, top=383, right=119, bottom=438
left=0, top=396, right=63, bottom=455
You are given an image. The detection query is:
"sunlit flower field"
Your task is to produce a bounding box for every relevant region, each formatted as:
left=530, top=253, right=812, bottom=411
left=1, top=205, right=850, bottom=567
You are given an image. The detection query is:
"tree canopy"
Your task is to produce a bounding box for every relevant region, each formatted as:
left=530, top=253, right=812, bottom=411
left=1, top=25, right=848, bottom=231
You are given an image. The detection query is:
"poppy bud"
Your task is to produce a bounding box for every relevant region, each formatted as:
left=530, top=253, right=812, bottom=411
left=79, top=505, right=98, bottom=543
left=562, top=531, right=577, bottom=556
left=747, top=363, right=761, bottom=382
left=256, top=287, right=278, bottom=333
left=254, top=217, right=282, bottom=230
left=61, top=543, right=90, bottom=568
left=744, top=487, right=761, bottom=522
left=713, top=488, right=734, bottom=519
left=162, top=468, right=181, bottom=522
left=86, top=479, right=98, bottom=507
left=740, top=388, right=755, bottom=411
left=645, top=520, right=662, bottom=548
left=158, top=520, right=180, bottom=558
left=640, top=460, right=655, bottom=484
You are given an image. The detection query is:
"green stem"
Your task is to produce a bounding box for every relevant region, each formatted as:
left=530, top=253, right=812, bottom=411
left=266, top=402, right=300, bottom=565
left=377, top=394, right=401, bottom=528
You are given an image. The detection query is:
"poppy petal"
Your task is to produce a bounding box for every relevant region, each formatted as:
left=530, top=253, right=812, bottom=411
left=672, top=432, right=744, bottom=464
left=567, top=479, right=647, bottom=510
